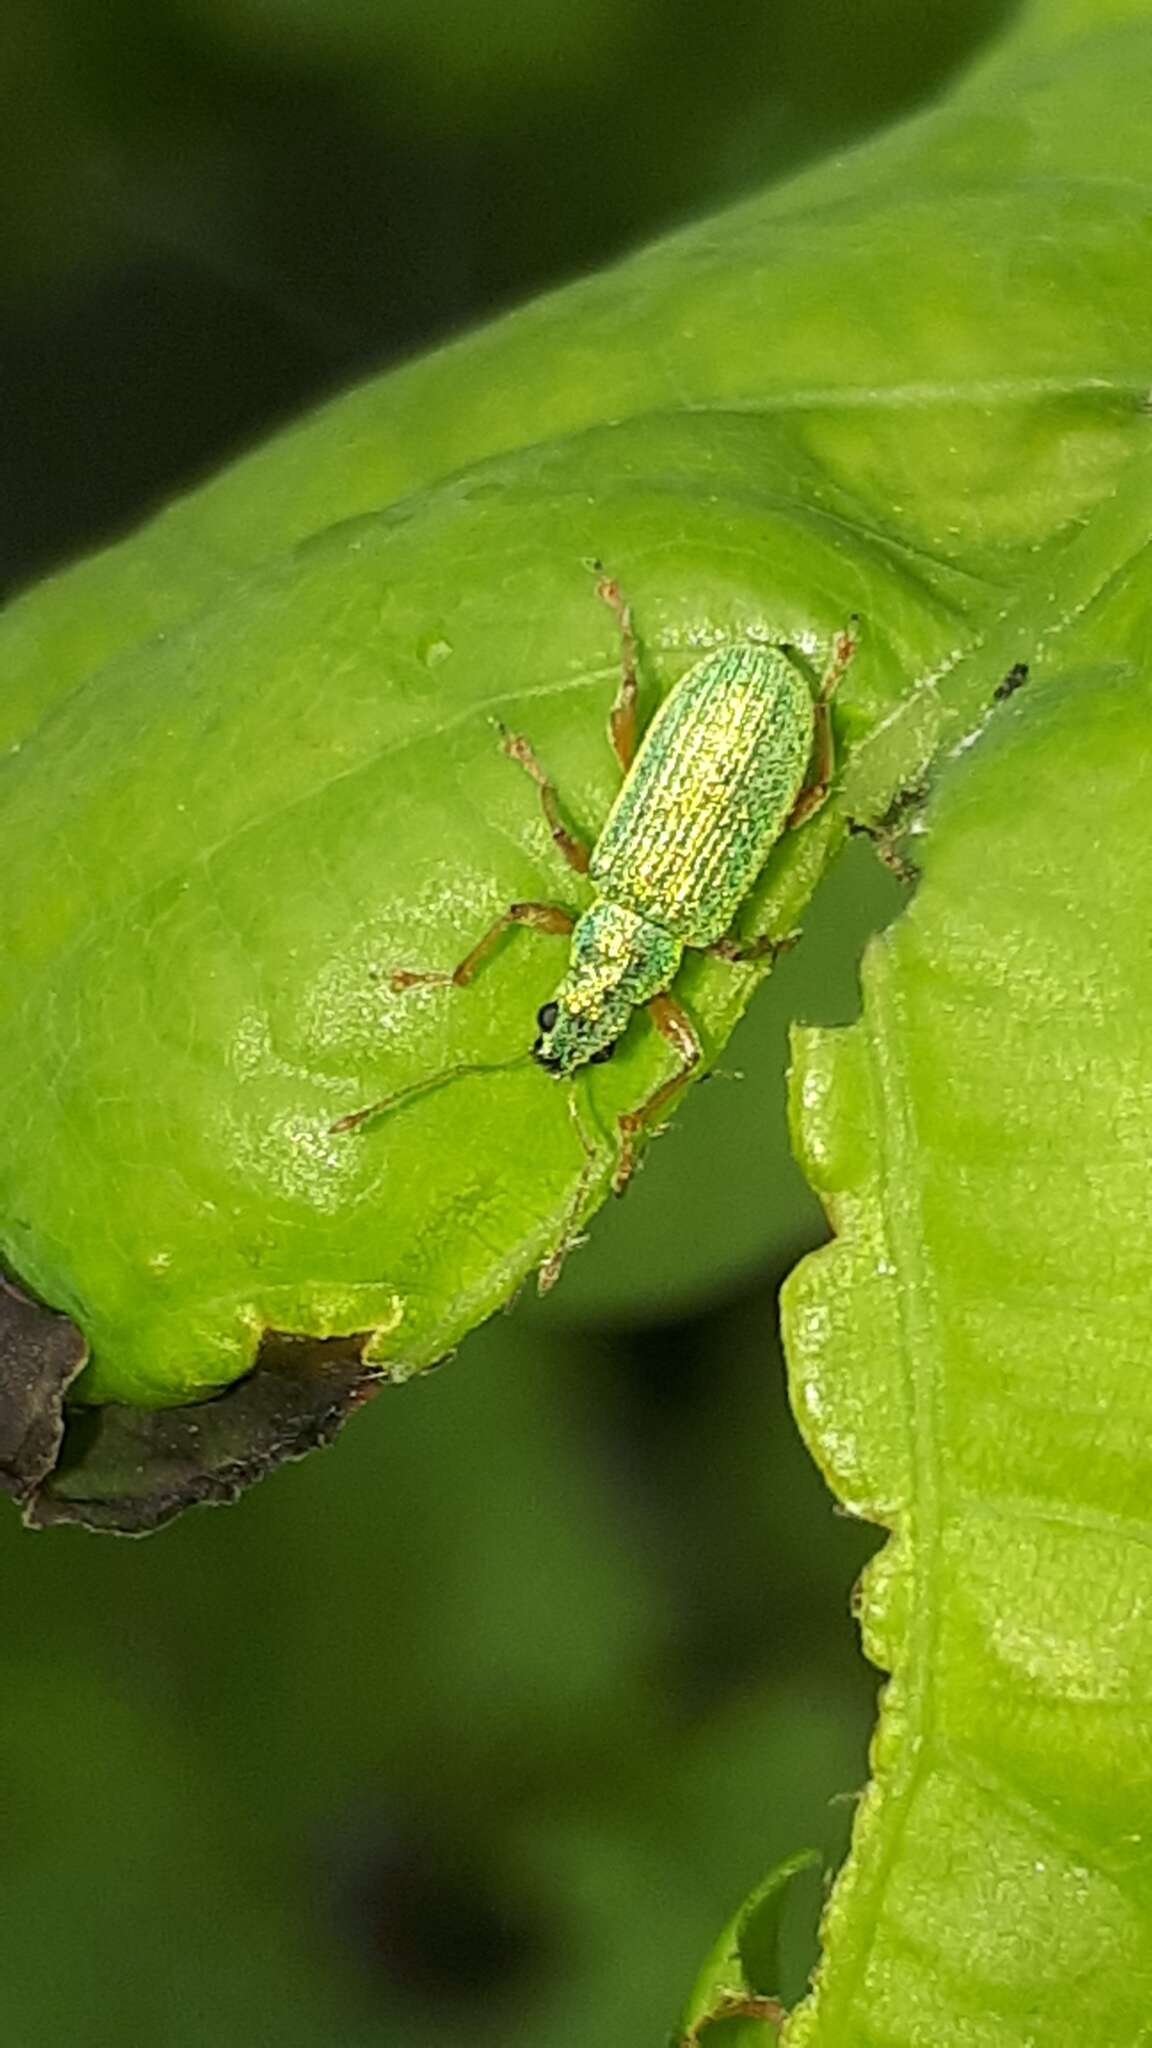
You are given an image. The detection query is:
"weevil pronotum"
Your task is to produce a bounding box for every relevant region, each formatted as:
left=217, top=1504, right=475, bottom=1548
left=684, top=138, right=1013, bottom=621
left=333, top=569, right=857, bottom=1276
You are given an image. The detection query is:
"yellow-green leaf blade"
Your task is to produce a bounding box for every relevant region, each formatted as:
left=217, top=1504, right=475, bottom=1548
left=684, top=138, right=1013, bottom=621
left=783, top=650, right=1152, bottom=2043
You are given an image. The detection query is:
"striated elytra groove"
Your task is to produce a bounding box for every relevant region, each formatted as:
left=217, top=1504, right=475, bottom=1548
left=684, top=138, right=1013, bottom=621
left=782, top=657, right=1152, bottom=2045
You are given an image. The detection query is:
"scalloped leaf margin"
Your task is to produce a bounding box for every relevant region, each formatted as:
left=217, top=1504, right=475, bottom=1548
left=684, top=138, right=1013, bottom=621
left=780, top=656, right=1152, bottom=2044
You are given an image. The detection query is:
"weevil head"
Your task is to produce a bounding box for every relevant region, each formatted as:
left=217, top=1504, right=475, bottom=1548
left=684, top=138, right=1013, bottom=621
left=533, top=994, right=620, bottom=1078
left=532, top=901, right=682, bottom=1079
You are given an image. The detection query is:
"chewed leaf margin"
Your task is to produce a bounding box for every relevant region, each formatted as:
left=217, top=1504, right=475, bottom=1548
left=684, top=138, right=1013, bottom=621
left=0, top=1272, right=383, bottom=1534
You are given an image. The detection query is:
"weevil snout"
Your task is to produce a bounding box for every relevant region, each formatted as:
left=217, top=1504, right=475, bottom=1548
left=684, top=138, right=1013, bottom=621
left=533, top=996, right=618, bottom=1075
left=532, top=1000, right=562, bottom=1071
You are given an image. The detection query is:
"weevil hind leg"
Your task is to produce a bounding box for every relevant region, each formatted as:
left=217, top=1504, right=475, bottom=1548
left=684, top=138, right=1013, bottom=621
left=787, top=616, right=859, bottom=831
left=390, top=901, right=575, bottom=993
left=613, top=992, right=703, bottom=1195
left=706, top=928, right=800, bottom=968
left=708, top=2000, right=786, bottom=2030
left=590, top=560, right=641, bottom=773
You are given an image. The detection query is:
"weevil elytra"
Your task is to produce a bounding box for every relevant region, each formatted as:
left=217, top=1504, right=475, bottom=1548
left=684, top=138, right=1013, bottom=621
left=333, top=569, right=856, bottom=1250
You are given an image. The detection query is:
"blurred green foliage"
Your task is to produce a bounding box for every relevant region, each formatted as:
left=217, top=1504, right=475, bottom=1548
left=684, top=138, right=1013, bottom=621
left=2, top=0, right=1008, bottom=301
left=0, top=1287, right=876, bottom=2046
left=2, top=0, right=1009, bottom=594
left=0, top=0, right=1020, bottom=2041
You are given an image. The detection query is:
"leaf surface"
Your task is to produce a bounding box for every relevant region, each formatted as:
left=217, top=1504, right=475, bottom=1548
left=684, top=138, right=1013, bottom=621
left=3, top=0, right=1152, bottom=1404
left=783, top=614, right=1152, bottom=2043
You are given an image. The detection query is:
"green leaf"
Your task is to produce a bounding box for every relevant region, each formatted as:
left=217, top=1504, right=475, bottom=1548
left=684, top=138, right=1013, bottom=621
left=782, top=627, right=1152, bottom=2040
left=4, top=0, right=1152, bottom=1408
left=680, top=1851, right=817, bottom=2042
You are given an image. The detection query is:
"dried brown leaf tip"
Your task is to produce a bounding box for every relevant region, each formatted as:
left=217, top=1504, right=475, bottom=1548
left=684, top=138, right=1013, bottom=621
left=0, top=1294, right=380, bottom=1535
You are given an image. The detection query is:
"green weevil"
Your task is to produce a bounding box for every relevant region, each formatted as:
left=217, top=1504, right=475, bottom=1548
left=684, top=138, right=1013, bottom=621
left=334, top=568, right=856, bottom=1229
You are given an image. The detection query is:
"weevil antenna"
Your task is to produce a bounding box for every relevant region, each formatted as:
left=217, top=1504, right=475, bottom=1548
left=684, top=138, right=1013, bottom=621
left=330, top=1052, right=534, bottom=1135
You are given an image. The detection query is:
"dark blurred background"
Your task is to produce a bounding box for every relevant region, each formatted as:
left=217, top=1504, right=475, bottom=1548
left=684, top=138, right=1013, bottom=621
left=2, top=3, right=1010, bottom=2042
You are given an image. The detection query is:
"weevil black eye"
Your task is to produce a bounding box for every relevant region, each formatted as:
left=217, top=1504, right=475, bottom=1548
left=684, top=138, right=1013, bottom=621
left=588, top=1041, right=616, bottom=1065
left=536, top=1001, right=559, bottom=1033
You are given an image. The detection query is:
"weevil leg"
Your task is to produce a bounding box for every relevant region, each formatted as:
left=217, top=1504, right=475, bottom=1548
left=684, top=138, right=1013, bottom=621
left=708, top=1999, right=786, bottom=2030
left=592, top=560, right=641, bottom=773
left=614, top=991, right=703, bottom=1195
left=538, top=1093, right=602, bottom=1294
left=787, top=616, right=859, bottom=831
left=391, top=901, right=575, bottom=993
left=845, top=772, right=928, bottom=881
left=706, top=928, right=800, bottom=968
left=497, top=724, right=591, bottom=875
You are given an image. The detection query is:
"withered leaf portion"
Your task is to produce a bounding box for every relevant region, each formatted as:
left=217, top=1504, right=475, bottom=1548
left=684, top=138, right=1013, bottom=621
left=0, top=1273, right=89, bottom=1505
left=0, top=1289, right=378, bottom=1535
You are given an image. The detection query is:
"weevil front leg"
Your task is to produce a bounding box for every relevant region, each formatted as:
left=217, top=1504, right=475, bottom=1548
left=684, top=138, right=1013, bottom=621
left=391, top=901, right=575, bottom=993
left=334, top=901, right=576, bottom=1134
left=592, top=560, right=641, bottom=772
left=787, top=617, right=859, bottom=831
left=613, top=992, right=703, bottom=1195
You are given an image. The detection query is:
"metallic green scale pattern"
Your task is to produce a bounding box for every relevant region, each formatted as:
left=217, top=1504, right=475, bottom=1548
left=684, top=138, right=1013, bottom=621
left=589, top=644, right=814, bottom=948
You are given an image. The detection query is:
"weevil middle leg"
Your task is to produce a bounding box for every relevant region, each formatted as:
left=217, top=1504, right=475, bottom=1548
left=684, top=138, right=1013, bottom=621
left=496, top=724, right=591, bottom=875
left=496, top=561, right=642, bottom=868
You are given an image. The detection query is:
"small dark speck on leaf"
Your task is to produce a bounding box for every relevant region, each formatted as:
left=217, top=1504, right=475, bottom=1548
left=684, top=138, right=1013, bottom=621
left=993, top=661, right=1029, bottom=703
